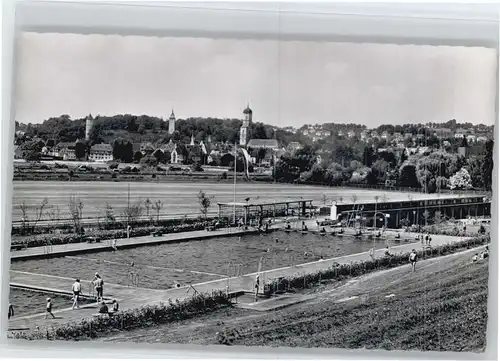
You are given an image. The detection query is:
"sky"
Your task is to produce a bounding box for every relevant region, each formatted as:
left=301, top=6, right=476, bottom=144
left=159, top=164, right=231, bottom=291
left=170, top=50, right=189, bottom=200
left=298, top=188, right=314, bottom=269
left=14, top=32, right=497, bottom=128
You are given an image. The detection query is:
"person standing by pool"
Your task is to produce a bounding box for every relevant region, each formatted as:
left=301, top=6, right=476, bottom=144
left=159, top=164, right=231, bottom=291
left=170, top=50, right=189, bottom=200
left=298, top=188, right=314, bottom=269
left=127, top=225, right=132, bottom=239
left=45, top=298, right=56, bottom=319
left=409, top=249, right=418, bottom=272
left=72, top=278, right=82, bottom=310
left=8, top=304, right=14, bottom=320
left=93, top=273, right=104, bottom=302
left=254, top=275, right=260, bottom=301
left=111, top=238, right=117, bottom=251
left=369, top=248, right=375, bottom=261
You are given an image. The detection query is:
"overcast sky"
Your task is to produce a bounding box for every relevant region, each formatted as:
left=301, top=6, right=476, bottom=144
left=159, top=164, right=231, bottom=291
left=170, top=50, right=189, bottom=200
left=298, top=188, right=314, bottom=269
left=15, top=32, right=497, bottom=127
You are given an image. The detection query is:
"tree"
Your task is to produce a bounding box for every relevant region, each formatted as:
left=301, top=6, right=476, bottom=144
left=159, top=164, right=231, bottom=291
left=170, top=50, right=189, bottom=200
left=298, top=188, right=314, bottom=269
left=140, top=154, right=158, bottom=167
left=112, top=138, right=134, bottom=163
left=144, top=198, right=152, bottom=223
left=21, top=139, right=43, bottom=162
left=198, top=190, right=211, bottom=219
left=75, top=141, right=87, bottom=160
left=362, top=146, right=375, bottom=167
left=133, top=151, right=144, bottom=163
left=152, top=200, right=163, bottom=224
left=68, top=195, right=84, bottom=234
left=434, top=210, right=443, bottom=226
left=449, top=168, right=473, bottom=190
left=104, top=202, right=115, bottom=227
left=481, top=140, right=493, bottom=191
left=153, top=149, right=166, bottom=164
left=398, top=163, right=419, bottom=188
left=123, top=199, right=143, bottom=225
left=422, top=210, right=430, bottom=226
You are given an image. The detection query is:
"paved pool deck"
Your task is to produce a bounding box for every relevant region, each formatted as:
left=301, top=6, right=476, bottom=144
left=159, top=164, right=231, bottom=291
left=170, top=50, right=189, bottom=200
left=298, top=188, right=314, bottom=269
left=8, top=228, right=478, bottom=332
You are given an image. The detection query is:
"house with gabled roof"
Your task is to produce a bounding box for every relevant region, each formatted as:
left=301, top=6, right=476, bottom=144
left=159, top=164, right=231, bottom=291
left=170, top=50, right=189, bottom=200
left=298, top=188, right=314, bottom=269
left=89, top=143, right=113, bottom=162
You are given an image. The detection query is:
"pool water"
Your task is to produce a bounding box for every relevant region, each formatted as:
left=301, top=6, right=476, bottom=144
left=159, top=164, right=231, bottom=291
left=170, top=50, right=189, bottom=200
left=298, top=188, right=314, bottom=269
left=9, top=288, right=95, bottom=317
left=12, top=231, right=398, bottom=290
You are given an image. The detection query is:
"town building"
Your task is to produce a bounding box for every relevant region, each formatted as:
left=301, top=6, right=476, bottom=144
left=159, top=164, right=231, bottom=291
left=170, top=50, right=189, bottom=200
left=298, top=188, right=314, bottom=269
left=247, top=138, right=279, bottom=151
left=89, top=144, right=113, bottom=162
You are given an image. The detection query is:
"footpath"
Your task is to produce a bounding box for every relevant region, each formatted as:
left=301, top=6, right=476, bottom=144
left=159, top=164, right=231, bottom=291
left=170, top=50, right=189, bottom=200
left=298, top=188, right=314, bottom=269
left=8, top=225, right=479, bottom=332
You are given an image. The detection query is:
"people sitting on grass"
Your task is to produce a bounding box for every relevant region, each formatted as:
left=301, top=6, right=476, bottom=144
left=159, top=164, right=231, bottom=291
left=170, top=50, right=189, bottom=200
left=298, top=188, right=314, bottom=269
left=480, top=247, right=489, bottom=260
left=395, top=233, right=401, bottom=239
left=98, top=301, right=109, bottom=314
left=472, top=253, right=479, bottom=263
left=384, top=246, right=392, bottom=257
left=111, top=299, right=119, bottom=313
left=320, top=227, right=326, bottom=234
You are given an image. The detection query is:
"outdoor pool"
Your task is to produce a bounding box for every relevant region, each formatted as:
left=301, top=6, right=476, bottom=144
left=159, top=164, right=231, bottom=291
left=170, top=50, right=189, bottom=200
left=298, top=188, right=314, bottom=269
left=11, top=230, right=401, bottom=290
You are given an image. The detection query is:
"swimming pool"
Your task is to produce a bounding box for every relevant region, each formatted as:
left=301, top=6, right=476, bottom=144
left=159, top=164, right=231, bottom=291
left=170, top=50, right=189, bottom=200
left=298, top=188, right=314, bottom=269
left=12, top=231, right=399, bottom=290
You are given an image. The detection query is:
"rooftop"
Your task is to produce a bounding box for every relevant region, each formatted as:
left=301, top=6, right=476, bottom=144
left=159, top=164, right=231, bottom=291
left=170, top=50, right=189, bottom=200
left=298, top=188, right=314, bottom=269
left=247, top=139, right=279, bottom=149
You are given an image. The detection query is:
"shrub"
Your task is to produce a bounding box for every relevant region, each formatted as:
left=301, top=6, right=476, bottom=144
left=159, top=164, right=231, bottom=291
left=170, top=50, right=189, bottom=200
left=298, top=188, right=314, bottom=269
left=11, top=218, right=221, bottom=249
left=11, top=290, right=231, bottom=341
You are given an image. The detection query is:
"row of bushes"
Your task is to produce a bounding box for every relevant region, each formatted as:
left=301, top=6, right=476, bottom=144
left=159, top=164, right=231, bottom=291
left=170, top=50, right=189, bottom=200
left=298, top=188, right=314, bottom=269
left=10, top=291, right=231, bottom=341
left=407, top=224, right=487, bottom=237
left=12, top=215, right=219, bottom=236
left=11, top=220, right=221, bottom=249
left=263, top=235, right=489, bottom=296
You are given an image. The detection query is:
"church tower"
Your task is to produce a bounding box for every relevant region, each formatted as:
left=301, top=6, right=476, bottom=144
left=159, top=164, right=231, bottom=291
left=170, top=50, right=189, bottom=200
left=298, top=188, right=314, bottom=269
left=85, top=114, right=94, bottom=141
left=240, top=104, right=252, bottom=146
left=168, top=109, right=176, bottom=134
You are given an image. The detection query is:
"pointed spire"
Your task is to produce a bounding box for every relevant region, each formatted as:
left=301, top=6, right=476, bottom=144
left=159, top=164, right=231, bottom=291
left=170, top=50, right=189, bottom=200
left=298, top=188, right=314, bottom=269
left=170, top=109, right=175, bottom=119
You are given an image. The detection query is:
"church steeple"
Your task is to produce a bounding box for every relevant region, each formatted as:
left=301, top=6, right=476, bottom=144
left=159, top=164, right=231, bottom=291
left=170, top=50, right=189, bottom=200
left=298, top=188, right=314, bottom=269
left=190, top=133, right=195, bottom=146
left=168, top=108, right=176, bottom=135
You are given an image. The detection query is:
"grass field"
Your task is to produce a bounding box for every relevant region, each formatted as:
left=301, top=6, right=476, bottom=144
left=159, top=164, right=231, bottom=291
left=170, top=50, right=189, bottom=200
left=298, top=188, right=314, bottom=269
left=12, top=180, right=475, bottom=222
left=11, top=230, right=399, bottom=289
left=100, top=249, right=489, bottom=352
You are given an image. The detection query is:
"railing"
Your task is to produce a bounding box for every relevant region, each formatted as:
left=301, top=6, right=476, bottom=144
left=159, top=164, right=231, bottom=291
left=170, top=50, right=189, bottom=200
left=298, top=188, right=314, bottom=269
left=87, top=282, right=95, bottom=299
left=128, top=272, right=140, bottom=288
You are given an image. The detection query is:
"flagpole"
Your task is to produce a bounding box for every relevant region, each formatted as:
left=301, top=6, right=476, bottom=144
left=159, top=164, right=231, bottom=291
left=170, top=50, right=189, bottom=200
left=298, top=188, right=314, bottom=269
left=233, top=142, right=237, bottom=225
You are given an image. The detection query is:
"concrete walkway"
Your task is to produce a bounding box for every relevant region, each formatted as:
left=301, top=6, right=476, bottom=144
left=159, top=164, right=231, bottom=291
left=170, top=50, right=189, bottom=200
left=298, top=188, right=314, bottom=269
left=8, top=231, right=477, bottom=332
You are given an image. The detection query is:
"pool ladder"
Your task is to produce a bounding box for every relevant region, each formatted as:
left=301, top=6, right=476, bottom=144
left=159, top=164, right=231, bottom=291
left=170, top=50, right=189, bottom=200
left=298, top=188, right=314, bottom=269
left=128, top=272, right=140, bottom=288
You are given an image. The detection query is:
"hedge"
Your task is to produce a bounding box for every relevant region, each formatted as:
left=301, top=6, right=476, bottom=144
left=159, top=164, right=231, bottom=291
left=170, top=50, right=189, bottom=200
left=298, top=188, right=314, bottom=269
left=12, top=215, right=220, bottom=236
left=11, top=220, right=221, bottom=250
left=263, top=235, right=489, bottom=296
left=10, top=290, right=231, bottom=341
